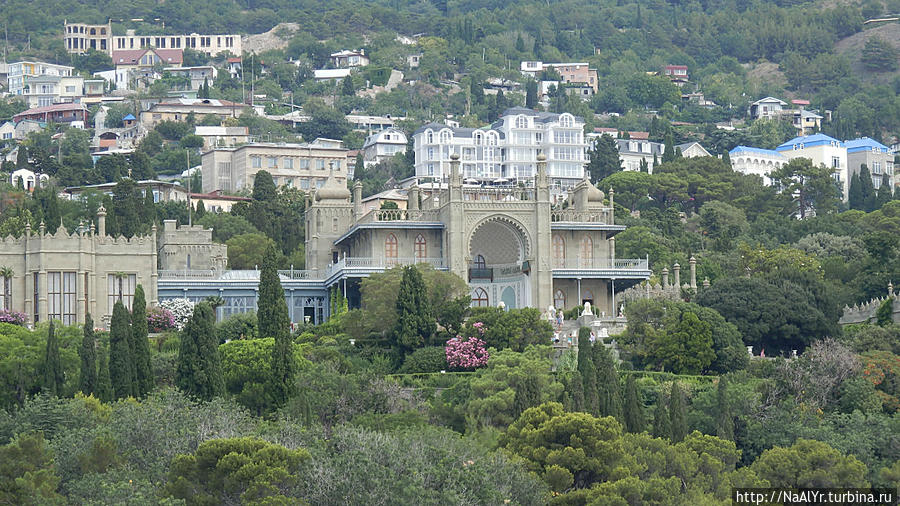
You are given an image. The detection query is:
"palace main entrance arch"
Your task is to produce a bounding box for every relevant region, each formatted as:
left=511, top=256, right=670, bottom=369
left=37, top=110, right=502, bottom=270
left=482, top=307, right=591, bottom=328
left=466, top=216, right=533, bottom=309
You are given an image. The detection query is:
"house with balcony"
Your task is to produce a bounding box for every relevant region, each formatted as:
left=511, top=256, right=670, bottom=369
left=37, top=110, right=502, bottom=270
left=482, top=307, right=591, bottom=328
left=7, top=61, right=83, bottom=107
left=520, top=61, right=598, bottom=93
left=140, top=98, right=245, bottom=130
left=617, top=139, right=664, bottom=173
left=749, top=96, right=787, bottom=119
left=846, top=137, right=895, bottom=191
left=361, top=128, right=407, bottom=167
left=194, top=125, right=250, bottom=150
left=330, top=50, right=369, bottom=68
left=306, top=153, right=649, bottom=312
left=14, top=103, right=88, bottom=126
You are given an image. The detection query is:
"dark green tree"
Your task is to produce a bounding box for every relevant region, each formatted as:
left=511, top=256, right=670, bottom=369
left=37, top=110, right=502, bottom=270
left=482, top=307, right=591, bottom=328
left=393, top=266, right=435, bottom=354
left=96, top=339, right=113, bottom=402
left=176, top=302, right=225, bottom=401
left=195, top=200, right=206, bottom=219
left=722, top=150, right=731, bottom=167
left=515, top=33, right=526, bottom=53
left=849, top=172, right=863, bottom=210
left=586, top=134, right=621, bottom=183
left=715, top=377, right=734, bottom=441
left=131, top=285, right=154, bottom=397
left=341, top=75, right=355, bottom=96
left=109, top=301, right=134, bottom=399
left=877, top=297, right=894, bottom=327
left=652, top=390, right=670, bottom=439
left=78, top=314, right=97, bottom=396
left=577, top=327, right=599, bottom=414
left=862, top=36, right=899, bottom=72
left=525, top=80, right=538, bottom=109
left=593, top=342, right=622, bottom=420
left=623, top=374, right=645, bottom=433
left=877, top=174, right=892, bottom=209
left=662, top=131, right=676, bottom=163
left=470, top=78, right=484, bottom=105
left=859, top=165, right=877, bottom=212
left=258, top=244, right=295, bottom=409
left=41, top=321, right=63, bottom=396
left=669, top=381, right=687, bottom=443
left=15, top=145, right=28, bottom=170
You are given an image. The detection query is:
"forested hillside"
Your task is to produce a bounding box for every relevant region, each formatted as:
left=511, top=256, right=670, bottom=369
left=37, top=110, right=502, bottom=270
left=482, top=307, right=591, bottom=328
left=4, top=0, right=900, bottom=142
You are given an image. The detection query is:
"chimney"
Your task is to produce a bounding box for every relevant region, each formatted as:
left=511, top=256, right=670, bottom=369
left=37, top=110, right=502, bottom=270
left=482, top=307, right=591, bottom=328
left=97, top=206, right=106, bottom=237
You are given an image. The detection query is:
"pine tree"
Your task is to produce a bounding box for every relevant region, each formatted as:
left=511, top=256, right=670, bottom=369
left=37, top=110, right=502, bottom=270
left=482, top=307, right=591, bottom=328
left=78, top=314, right=97, bottom=396
left=593, top=342, right=622, bottom=420
left=859, top=165, right=877, bottom=212
left=42, top=321, right=63, bottom=396
left=577, top=327, right=599, bottom=415
left=109, top=301, right=134, bottom=399
left=131, top=285, right=153, bottom=397
left=715, top=377, right=734, bottom=441
left=258, top=244, right=295, bottom=409
left=652, top=390, right=670, bottom=439
left=525, top=80, right=538, bottom=109
left=669, top=381, right=687, bottom=443
left=393, top=266, right=435, bottom=354
left=515, top=33, right=526, bottom=53
left=849, top=172, right=863, bottom=210
left=176, top=302, right=225, bottom=401
left=623, top=374, right=645, bottom=433
left=96, top=339, right=113, bottom=402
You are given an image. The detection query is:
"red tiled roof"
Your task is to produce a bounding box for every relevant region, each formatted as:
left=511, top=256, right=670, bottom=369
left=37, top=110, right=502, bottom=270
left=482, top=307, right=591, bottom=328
left=155, top=49, right=183, bottom=64
left=628, top=131, right=650, bottom=140
left=99, top=139, right=117, bottom=149
left=791, top=99, right=810, bottom=105
left=227, top=57, right=242, bottom=63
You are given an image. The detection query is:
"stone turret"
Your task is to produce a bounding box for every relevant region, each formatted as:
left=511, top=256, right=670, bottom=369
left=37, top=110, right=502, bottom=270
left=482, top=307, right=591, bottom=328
left=97, top=206, right=106, bottom=237
left=408, top=184, right=420, bottom=211
left=689, top=256, right=697, bottom=289
left=662, top=267, right=669, bottom=287
left=353, top=181, right=363, bottom=220
left=673, top=262, right=680, bottom=287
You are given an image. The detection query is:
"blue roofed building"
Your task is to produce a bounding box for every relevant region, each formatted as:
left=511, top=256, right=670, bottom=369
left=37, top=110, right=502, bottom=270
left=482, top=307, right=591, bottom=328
left=776, top=134, right=848, bottom=201
left=729, top=146, right=788, bottom=185
left=845, top=137, right=895, bottom=192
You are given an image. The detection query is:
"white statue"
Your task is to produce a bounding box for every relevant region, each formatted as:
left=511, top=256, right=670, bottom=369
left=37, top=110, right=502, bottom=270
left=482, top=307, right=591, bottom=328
left=581, top=301, right=592, bottom=316
left=598, top=327, right=609, bottom=338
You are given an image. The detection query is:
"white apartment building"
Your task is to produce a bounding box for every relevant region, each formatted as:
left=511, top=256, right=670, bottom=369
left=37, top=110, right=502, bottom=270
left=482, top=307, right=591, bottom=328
left=776, top=134, right=848, bottom=201
left=64, top=22, right=241, bottom=57
left=201, top=138, right=350, bottom=193
left=729, top=146, right=789, bottom=186
left=615, top=139, right=665, bottom=173
left=361, top=128, right=407, bottom=167
left=8, top=62, right=83, bottom=107
left=412, top=107, right=588, bottom=188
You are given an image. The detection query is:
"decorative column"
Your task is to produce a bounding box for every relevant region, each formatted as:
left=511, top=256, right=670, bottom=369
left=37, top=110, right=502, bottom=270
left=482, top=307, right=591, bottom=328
left=673, top=262, right=680, bottom=287
left=608, top=187, right=615, bottom=225
left=353, top=181, right=363, bottom=220
left=662, top=267, right=669, bottom=287
left=689, top=256, right=697, bottom=289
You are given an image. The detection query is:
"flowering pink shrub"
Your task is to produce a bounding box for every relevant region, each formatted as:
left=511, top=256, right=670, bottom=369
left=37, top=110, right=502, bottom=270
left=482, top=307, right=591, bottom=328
left=472, top=321, right=486, bottom=335
left=445, top=335, right=489, bottom=370
left=0, top=310, right=27, bottom=326
left=147, top=306, right=176, bottom=332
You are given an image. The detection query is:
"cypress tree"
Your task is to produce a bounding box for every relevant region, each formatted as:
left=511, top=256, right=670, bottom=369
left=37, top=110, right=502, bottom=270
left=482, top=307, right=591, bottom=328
left=859, top=165, right=876, bottom=212
left=42, top=321, right=63, bottom=396
left=715, top=377, right=734, bottom=441
left=577, top=327, right=599, bottom=415
left=341, top=75, right=354, bottom=96
left=848, top=172, right=863, bottom=210
left=109, top=301, right=133, bottom=399
left=568, top=372, right=585, bottom=412
left=78, top=314, right=98, bottom=396
left=131, top=285, right=153, bottom=397
left=525, top=80, right=538, bottom=109
left=721, top=150, right=731, bottom=167
left=623, top=374, right=645, bottom=433
left=258, top=244, right=295, bottom=409
left=652, top=389, right=670, bottom=439
left=15, top=145, right=28, bottom=170
left=877, top=174, right=892, bottom=209
left=96, top=338, right=113, bottom=402
left=593, top=342, right=622, bottom=421
left=195, top=200, right=206, bottom=219
left=176, top=302, right=224, bottom=401
left=669, top=381, right=687, bottom=443
left=662, top=131, right=676, bottom=163
left=393, top=266, right=434, bottom=354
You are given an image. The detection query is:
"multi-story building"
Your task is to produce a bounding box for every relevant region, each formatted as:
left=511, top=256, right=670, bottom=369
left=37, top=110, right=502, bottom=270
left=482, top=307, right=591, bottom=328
left=14, top=103, right=88, bottom=126
left=195, top=126, right=250, bottom=151
left=201, top=138, right=350, bottom=193
left=729, top=146, right=789, bottom=185
left=330, top=50, right=369, bottom=68
left=520, top=61, right=598, bottom=93
left=65, top=22, right=241, bottom=57
left=776, top=133, right=848, bottom=201
left=140, top=98, right=245, bottom=130
left=361, top=128, right=407, bottom=167
left=846, top=137, right=895, bottom=191
left=616, top=139, right=664, bottom=173
left=65, top=180, right=188, bottom=204
left=412, top=107, right=588, bottom=190
left=162, top=66, right=217, bottom=92
left=7, top=61, right=83, bottom=107
left=749, top=97, right=787, bottom=119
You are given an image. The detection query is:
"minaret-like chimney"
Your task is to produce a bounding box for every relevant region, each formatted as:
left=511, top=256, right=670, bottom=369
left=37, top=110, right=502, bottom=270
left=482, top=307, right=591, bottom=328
left=662, top=267, right=669, bottom=287
left=673, top=262, right=680, bottom=287
left=690, top=256, right=697, bottom=289
left=353, top=181, right=363, bottom=220
left=97, top=206, right=106, bottom=237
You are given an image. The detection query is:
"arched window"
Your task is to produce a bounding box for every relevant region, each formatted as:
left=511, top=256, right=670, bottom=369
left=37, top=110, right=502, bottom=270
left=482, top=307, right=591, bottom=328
left=554, top=289, right=566, bottom=309
left=473, top=254, right=486, bottom=269
left=473, top=132, right=483, bottom=145
left=473, top=287, right=489, bottom=307
left=559, top=113, right=574, bottom=127
left=384, top=233, right=398, bottom=265
left=425, top=129, right=434, bottom=144
left=552, top=235, right=566, bottom=268
left=414, top=234, right=427, bottom=260
left=516, top=115, right=528, bottom=129
left=582, top=290, right=594, bottom=305
left=580, top=236, right=593, bottom=267
left=486, top=132, right=498, bottom=146
left=439, top=129, right=452, bottom=143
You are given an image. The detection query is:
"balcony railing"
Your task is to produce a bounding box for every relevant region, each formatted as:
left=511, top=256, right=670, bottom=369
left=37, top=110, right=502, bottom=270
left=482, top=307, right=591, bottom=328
left=326, top=256, right=446, bottom=277
left=159, top=269, right=319, bottom=280
left=158, top=269, right=219, bottom=279
left=551, top=208, right=614, bottom=224
left=551, top=258, right=649, bottom=270
left=357, top=208, right=441, bottom=223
